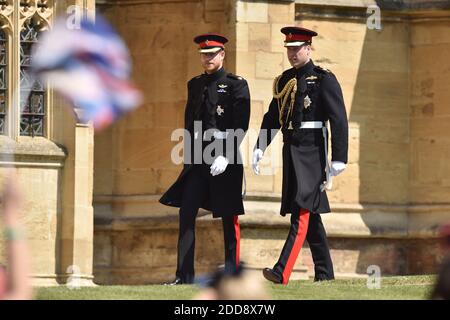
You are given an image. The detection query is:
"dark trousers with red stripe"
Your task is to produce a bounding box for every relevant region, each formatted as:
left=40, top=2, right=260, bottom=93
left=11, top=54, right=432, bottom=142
left=176, top=165, right=240, bottom=283
left=273, top=209, right=334, bottom=284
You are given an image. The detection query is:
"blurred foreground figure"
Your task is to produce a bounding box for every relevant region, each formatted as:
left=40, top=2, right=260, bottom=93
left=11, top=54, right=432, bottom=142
left=31, top=15, right=142, bottom=131
left=0, top=177, right=32, bottom=300
left=194, top=264, right=271, bottom=300
left=431, top=224, right=450, bottom=300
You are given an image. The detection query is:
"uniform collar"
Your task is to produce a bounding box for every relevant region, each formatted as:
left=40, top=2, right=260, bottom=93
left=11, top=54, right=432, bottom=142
left=204, top=67, right=226, bottom=83
left=295, top=59, right=314, bottom=79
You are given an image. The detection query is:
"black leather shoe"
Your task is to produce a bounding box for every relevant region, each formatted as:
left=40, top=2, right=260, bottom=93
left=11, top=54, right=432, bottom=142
left=163, top=277, right=183, bottom=285
left=262, top=268, right=282, bottom=284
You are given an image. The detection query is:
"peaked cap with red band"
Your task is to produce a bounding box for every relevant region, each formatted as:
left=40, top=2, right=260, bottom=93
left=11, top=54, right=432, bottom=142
left=281, top=26, right=318, bottom=47
left=194, top=33, right=228, bottom=53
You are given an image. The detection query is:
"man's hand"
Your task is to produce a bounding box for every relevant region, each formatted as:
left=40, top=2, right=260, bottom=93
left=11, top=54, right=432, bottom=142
left=252, top=149, right=264, bottom=175
left=210, top=156, right=229, bottom=176
left=330, top=161, right=346, bottom=176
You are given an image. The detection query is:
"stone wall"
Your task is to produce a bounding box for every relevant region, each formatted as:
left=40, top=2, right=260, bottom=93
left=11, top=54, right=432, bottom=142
left=410, top=16, right=450, bottom=203
left=0, top=137, right=66, bottom=285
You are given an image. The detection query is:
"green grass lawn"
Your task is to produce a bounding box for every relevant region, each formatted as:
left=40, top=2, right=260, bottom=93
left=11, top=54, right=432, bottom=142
left=34, top=275, right=436, bottom=300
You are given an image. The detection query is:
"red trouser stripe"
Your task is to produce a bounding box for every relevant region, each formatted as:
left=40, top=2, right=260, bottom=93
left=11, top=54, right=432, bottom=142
left=282, top=208, right=310, bottom=284
left=234, top=215, right=240, bottom=267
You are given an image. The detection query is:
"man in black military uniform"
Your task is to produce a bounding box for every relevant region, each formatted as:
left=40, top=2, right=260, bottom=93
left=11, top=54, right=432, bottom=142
left=252, top=27, right=348, bottom=284
left=160, top=34, right=251, bottom=285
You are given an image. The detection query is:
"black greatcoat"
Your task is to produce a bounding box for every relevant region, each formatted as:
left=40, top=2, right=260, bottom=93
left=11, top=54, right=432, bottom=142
left=159, top=68, right=251, bottom=218
left=256, top=60, right=348, bottom=216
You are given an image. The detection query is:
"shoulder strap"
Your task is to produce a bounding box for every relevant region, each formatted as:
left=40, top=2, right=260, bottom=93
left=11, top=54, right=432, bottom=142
left=227, top=73, right=244, bottom=81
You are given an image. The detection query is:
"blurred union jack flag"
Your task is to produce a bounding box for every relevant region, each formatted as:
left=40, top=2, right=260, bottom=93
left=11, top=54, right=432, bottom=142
left=32, top=15, right=142, bottom=130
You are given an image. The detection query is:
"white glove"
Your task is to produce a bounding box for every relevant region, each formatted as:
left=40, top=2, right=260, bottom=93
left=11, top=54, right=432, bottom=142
left=210, top=156, right=229, bottom=176
left=252, top=149, right=264, bottom=175
left=330, top=161, right=346, bottom=177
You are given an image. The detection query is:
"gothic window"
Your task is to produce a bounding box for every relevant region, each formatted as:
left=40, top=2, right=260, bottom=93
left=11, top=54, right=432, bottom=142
left=0, top=28, right=6, bottom=135
left=0, top=1, right=53, bottom=138
left=20, top=18, right=45, bottom=136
